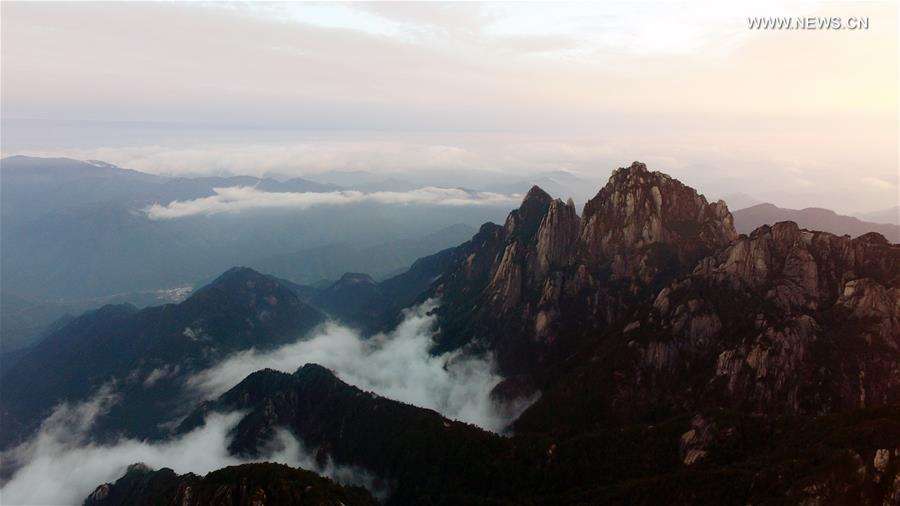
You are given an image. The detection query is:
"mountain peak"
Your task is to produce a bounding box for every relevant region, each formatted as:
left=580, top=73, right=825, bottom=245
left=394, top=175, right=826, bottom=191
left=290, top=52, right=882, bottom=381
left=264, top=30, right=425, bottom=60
left=626, top=160, right=649, bottom=173
left=201, top=266, right=289, bottom=299
left=581, top=162, right=736, bottom=264
left=523, top=185, right=552, bottom=204
left=607, top=160, right=651, bottom=182
left=209, top=266, right=268, bottom=286
left=292, top=363, right=342, bottom=384
left=186, top=266, right=323, bottom=327
left=504, top=185, right=554, bottom=241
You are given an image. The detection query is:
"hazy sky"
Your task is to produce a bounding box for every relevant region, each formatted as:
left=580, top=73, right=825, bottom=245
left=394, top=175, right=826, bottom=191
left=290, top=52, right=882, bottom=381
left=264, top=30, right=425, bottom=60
left=1, top=1, right=897, bottom=213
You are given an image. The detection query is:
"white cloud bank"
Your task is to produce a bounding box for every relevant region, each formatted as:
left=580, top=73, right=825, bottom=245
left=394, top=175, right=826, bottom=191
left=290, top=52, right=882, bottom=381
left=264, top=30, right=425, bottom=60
left=0, top=385, right=375, bottom=505
left=1, top=301, right=535, bottom=504
left=144, top=186, right=519, bottom=220
left=188, top=300, right=537, bottom=434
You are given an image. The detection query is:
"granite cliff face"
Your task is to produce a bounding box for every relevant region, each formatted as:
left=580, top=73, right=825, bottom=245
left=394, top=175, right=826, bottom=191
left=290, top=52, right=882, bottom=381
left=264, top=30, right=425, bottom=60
left=425, top=162, right=900, bottom=436
left=429, top=161, right=744, bottom=383
left=579, top=161, right=736, bottom=269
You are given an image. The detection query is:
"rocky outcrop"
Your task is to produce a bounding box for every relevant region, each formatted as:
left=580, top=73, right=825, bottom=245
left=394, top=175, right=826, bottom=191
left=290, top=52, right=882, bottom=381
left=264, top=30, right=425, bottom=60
left=513, top=222, right=899, bottom=433
left=580, top=161, right=736, bottom=270
left=486, top=186, right=580, bottom=312
left=535, top=198, right=581, bottom=277
left=84, top=462, right=377, bottom=506
left=419, top=161, right=900, bottom=436
left=700, top=221, right=899, bottom=310
left=429, top=161, right=740, bottom=382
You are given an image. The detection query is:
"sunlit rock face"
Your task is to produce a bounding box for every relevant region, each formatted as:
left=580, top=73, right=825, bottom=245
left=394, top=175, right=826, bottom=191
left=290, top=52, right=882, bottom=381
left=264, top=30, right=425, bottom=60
left=580, top=161, right=736, bottom=270
left=429, top=161, right=741, bottom=383
left=423, top=161, right=900, bottom=436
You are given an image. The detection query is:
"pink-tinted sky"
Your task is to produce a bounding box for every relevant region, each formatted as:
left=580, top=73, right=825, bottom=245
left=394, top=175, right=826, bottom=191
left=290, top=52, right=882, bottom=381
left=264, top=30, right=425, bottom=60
left=1, top=1, right=897, bottom=213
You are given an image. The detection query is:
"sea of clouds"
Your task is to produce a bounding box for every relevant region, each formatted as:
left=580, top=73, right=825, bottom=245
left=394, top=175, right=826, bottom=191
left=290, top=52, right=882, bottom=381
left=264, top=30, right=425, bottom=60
left=0, top=300, right=536, bottom=504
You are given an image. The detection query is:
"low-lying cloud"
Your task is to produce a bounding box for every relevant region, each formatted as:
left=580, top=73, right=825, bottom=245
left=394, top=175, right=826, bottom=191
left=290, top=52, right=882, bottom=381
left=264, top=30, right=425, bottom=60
left=188, top=300, right=537, bottom=433
left=0, top=385, right=375, bottom=505
left=1, top=301, right=535, bottom=504
left=144, top=186, right=518, bottom=220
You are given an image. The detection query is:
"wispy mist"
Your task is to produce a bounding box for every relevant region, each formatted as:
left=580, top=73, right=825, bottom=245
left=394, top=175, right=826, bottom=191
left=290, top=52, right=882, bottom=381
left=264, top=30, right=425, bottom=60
left=0, top=386, right=374, bottom=505
left=144, top=186, right=519, bottom=219
left=188, top=300, right=537, bottom=433
left=1, top=301, right=535, bottom=504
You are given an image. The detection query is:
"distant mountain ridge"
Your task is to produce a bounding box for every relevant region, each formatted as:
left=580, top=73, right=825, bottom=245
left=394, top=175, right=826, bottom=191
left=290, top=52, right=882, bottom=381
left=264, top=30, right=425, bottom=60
left=857, top=205, right=900, bottom=226
left=733, top=202, right=899, bottom=242
left=0, top=155, right=508, bottom=351
left=0, top=155, right=340, bottom=219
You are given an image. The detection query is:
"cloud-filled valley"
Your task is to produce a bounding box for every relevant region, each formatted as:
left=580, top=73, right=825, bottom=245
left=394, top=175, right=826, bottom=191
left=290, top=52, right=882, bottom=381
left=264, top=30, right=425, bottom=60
left=0, top=300, right=533, bottom=504
left=0, top=384, right=312, bottom=505
left=188, top=300, right=536, bottom=433
left=0, top=389, right=376, bottom=505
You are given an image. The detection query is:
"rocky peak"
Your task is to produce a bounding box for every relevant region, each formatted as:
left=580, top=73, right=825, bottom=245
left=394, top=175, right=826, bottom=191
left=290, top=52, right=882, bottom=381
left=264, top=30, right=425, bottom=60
left=433, top=162, right=746, bottom=366
left=580, top=161, right=737, bottom=265
left=616, top=160, right=651, bottom=176
left=523, top=184, right=553, bottom=206
left=505, top=185, right=553, bottom=241
left=488, top=188, right=581, bottom=309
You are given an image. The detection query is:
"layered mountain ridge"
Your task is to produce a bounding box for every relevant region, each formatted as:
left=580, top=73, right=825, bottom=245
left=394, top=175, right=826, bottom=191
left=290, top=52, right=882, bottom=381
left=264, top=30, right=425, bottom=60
left=4, top=160, right=899, bottom=505
left=421, top=162, right=899, bottom=437
left=0, top=267, right=326, bottom=450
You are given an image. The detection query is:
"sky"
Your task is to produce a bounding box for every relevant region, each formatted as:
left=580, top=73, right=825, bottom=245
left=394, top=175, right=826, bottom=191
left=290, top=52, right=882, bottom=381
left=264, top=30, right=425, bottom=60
left=1, top=1, right=897, bottom=213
